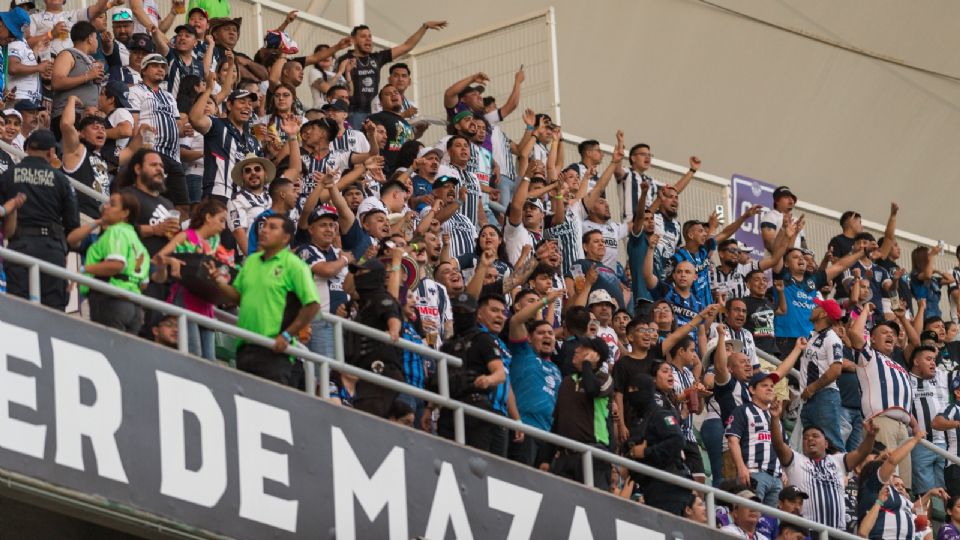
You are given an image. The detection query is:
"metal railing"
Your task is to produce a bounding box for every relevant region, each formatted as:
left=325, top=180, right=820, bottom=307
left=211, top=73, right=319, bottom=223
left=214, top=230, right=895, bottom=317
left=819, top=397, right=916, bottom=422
left=0, top=245, right=858, bottom=540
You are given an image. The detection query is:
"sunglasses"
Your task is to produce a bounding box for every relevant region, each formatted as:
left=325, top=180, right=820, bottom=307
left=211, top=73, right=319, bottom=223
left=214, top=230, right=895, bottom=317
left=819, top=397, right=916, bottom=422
left=112, top=11, right=133, bottom=21
left=243, top=165, right=263, bottom=174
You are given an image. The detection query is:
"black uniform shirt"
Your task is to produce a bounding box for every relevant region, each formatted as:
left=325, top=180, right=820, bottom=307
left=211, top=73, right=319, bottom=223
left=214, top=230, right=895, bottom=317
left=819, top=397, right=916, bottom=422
left=0, top=156, right=80, bottom=234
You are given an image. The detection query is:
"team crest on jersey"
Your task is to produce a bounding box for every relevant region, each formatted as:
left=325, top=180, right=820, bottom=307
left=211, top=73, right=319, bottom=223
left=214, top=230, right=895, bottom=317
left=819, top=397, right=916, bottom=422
left=806, top=280, right=815, bottom=289
left=833, top=343, right=843, bottom=358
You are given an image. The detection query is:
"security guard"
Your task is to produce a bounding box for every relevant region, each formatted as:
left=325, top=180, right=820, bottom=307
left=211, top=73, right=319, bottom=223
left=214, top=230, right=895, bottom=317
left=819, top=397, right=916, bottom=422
left=0, top=129, right=81, bottom=309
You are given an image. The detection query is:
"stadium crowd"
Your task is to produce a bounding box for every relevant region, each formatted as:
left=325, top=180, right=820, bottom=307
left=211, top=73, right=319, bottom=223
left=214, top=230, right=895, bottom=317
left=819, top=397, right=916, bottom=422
left=3, top=2, right=960, bottom=538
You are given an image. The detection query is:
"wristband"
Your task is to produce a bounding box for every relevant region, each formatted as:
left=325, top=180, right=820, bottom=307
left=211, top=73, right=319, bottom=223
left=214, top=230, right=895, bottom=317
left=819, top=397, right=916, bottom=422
left=554, top=195, right=563, bottom=200
left=0, top=207, right=6, bottom=218
left=688, top=168, right=696, bottom=174
left=390, top=265, right=401, bottom=272
left=875, top=499, right=883, bottom=506
left=281, top=331, right=292, bottom=342
left=525, top=125, right=534, bottom=131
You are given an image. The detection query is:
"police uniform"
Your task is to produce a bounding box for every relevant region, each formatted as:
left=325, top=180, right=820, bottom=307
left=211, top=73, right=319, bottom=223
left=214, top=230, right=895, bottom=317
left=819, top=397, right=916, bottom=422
left=0, top=136, right=80, bottom=310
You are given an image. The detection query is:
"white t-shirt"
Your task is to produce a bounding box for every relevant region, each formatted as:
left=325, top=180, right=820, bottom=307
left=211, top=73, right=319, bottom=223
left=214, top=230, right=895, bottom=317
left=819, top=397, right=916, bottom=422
left=131, top=0, right=160, bottom=34
left=306, top=67, right=345, bottom=109
left=107, top=107, right=134, bottom=159
left=503, top=220, right=537, bottom=266
left=582, top=218, right=628, bottom=270
left=759, top=208, right=805, bottom=250
left=595, top=325, right=619, bottom=367
left=6, top=40, right=42, bottom=102
left=180, top=131, right=204, bottom=176
left=720, top=524, right=769, bottom=540
left=30, top=8, right=89, bottom=57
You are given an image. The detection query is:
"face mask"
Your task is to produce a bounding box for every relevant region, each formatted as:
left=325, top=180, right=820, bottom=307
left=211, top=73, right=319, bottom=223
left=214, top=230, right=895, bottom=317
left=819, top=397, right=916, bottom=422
left=354, top=267, right=385, bottom=293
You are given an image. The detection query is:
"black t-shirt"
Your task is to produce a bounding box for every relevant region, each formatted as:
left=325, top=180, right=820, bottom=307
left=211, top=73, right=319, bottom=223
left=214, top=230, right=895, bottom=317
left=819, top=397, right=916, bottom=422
left=0, top=148, right=14, bottom=175
left=366, top=110, right=412, bottom=175
left=612, top=348, right=662, bottom=427
left=0, top=156, right=80, bottom=234
left=828, top=234, right=857, bottom=259
left=353, top=289, right=402, bottom=369
left=120, top=186, right=175, bottom=255
left=340, top=49, right=393, bottom=114
left=743, top=295, right=779, bottom=356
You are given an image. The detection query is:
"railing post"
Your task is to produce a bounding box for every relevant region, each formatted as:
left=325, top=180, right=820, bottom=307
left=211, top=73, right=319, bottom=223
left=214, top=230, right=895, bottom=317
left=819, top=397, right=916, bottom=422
left=28, top=264, right=40, bottom=303
left=819, top=528, right=829, bottom=540
left=303, top=359, right=315, bottom=395
left=318, top=361, right=330, bottom=400
left=581, top=451, right=594, bottom=488
left=438, top=357, right=450, bottom=398
left=254, top=0, right=264, bottom=50
left=333, top=320, right=344, bottom=363
left=706, top=491, right=716, bottom=528
left=454, top=406, right=465, bottom=444
left=177, top=314, right=189, bottom=354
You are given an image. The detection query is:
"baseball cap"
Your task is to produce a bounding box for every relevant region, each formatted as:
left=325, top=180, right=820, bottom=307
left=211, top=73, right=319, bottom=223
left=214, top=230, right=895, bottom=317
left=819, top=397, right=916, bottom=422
left=433, top=175, right=460, bottom=188
left=227, top=89, right=259, bottom=102
left=128, top=33, right=155, bottom=53
left=103, top=79, right=131, bottom=108
left=748, top=371, right=780, bottom=388
left=457, top=85, right=484, bottom=99
left=356, top=196, right=387, bottom=219
left=209, top=17, right=241, bottom=32
left=110, top=7, right=133, bottom=22
left=779, top=485, right=809, bottom=501
left=24, top=129, right=57, bottom=151
left=587, top=289, right=618, bottom=309
left=523, top=198, right=545, bottom=212
left=736, top=241, right=754, bottom=254
left=417, top=146, right=443, bottom=160
left=187, top=7, right=207, bottom=19
left=773, top=185, right=797, bottom=202
left=307, top=204, right=338, bottom=225
left=0, top=7, right=29, bottom=40
left=139, top=53, right=168, bottom=71
left=451, top=109, right=473, bottom=125
left=1, top=109, right=22, bottom=122
left=450, top=292, right=478, bottom=313
left=920, top=330, right=939, bottom=343
left=14, top=99, right=42, bottom=112
left=323, top=99, right=348, bottom=113
left=813, top=298, right=843, bottom=322
left=735, top=489, right=761, bottom=503
left=174, top=24, right=198, bottom=37
left=301, top=117, right=338, bottom=141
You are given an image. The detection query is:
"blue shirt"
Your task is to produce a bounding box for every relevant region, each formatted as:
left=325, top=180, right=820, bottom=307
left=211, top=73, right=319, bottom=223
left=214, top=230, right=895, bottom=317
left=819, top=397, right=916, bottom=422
left=508, top=339, right=561, bottom=431
left=671, top=238, right=717, bottom=307
left=627, top=231, right=654, bottom=308
left=247, top=208, right=277, bottom=254
left=400, top=322, right=426, bottom=388
left=412, top=175, right=433, bottom=212
left=911, top=272, right=943, bottom=319
left=339, top=219, right=373, bottom=262
left=480, top=324, right=512, bottom=416
left=652, top=281, right=705, bottom=344
left=773, top=268, right=828, bottom=338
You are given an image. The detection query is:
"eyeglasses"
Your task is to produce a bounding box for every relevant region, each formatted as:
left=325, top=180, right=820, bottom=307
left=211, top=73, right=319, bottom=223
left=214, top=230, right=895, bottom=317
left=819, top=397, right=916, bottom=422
left=637, top=328, right=658, bottom=334
left=243, top=165, right=262, bottom=174
left=632, top=152, right=654, bottom=158
left=112, top=11, right=133, bottom=21
left=722, top=248, right=740, bottom=254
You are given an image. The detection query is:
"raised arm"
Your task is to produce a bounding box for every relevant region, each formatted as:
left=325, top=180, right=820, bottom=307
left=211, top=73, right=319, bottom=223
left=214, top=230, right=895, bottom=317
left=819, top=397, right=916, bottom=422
left=712, top=324, right=730, bottom=385
left=391, top=21, right=447, bottom=59
left=825, top=248, right=865, bottom=282
left=498, top=67, right=524, bottom=119
left=663, top=304, right=717, bottom=355
left=582, top=145, right=623, bottom=213
left=325, top=174, right=355, bottom=233
left=189, top=72, right=215, bottom=134
left=642, top=232, right=661, bottom=290
left=630, top=181, right=650, bottom=236
left=874, top=202, right=899, bottom=261
left=670, top=156, right=701, bottom=194
left=768, top=401, right=794, bottom=466
left=85, top=0, right=111, bottom=21
left=715, top=204, right=763, bottom=244
left=848, top=303, right=871, bottom=350
left=774, top=337, right=806, bottom=379
left=59, top=96, right=83, bottom=158
left=443, top=72, right=487, bottom=109
left=127, top=0, right=157, bottom=34
left=149, top=22, right=170, bottom=56
left=510, top=290, right=563, bottom=341
left=466, top=250, right=494, bottom=299
left=845, top=418, right=880, bottom=472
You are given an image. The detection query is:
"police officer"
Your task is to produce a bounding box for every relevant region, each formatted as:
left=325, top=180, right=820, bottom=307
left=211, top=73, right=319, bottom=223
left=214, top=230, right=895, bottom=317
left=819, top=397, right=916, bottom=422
left=0, top=129, right=80, bottom=309
left=435, top=292, right=508, bottom=453
left=347, top=258, right=406, bottom=417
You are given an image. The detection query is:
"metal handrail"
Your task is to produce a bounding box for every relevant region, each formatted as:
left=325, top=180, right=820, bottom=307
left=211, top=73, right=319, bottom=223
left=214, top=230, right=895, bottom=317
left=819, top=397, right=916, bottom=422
left=0, top=245, right=857, bottom=540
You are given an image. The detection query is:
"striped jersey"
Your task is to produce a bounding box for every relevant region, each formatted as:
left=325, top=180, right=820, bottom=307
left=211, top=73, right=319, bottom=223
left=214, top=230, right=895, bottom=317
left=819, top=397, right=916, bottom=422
left=127, top=83, right=181, bottom=160
left=711, top=260, right=760, bottom=300
left=671, top=364, right=697, bottom=443
left=164, top=49, right=204, bottom=98
left=227, top=189, right=271, bottom=232
left=783, top=451, right=847, bottom=529
left=413, top=277, right=452, bottom=349
left=294, top=242, right=348, bottom=314
left=910, top=371, right=947, bottom=444
left=426, top=206, right=475, bottom=261
left=203, top=117, right=263, bottom=200
left=941, top=402, right=960, bottom=459
left=857, top=478, right=914, bottom=540
left=620, top=169, right=662, bottom=222
left=652, top=212, right=682, bottom=280
left=330, top=128, right=371, bottom=154
left=709, top=323, right=759, bottom=368
left=490, top=124, right=516, bottom=181
left=467, top=141, right=494, bottom=188
left=544, top=200, right=588, bottom=277
left=400, top=321, right=426, bottom=389
left=449, top=164, right=483, bottom=225
left=801, top=328, right=844, bottom=393
left=726, top=401, right=780, bottom=476
left=298, top=148, right=352, bottom=197
left=854, top=345, right=913, bottom=424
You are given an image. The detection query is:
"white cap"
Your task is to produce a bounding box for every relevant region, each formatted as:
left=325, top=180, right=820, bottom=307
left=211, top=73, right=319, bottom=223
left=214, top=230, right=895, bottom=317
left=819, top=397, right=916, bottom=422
left=736, top=241, right=754, bottom=254
left=1, top=109, right=22, bottom=122
left=418, top=146, right=443, bottom=160
left=587, top=289, right=618, bottom=309
left=357, top=196, right=387, bottom=219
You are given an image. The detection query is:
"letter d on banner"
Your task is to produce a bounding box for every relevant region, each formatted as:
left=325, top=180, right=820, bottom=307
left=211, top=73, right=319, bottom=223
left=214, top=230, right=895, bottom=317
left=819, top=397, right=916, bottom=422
left=157, top=371, right=227, bottom=507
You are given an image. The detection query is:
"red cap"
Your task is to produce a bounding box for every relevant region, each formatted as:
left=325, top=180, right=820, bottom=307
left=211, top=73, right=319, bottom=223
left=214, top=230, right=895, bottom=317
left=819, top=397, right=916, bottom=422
left=814, top=297, right=843, bottom=322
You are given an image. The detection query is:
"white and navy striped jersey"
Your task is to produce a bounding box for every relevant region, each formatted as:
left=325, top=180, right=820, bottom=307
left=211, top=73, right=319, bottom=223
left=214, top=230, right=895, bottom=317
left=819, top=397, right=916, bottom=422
left=128, top=83, right=181, bottom=160
left=330, top=128, right=370, bottom=154
left=862, top=483, right=914, bottom=540
left=295, top=242, right=348, bottom=314
left=941, top=402, right=960, bottom=459
left=582, top=218, right=628, bottom=270
left=801, top=328, right=844, bottom=393
left=726, top=402, right=780, bottom=475
left=202, top=117, right=262, bottom=200
left=709, top=323, right=760, bottom=369
left=711, top=260, right=760, bottom=301
left=529, top=141, right=550, bottom=165
left=449, top=164, right=483, bottom=226
left=425, top=206, right=475, bottom=261
left=620, top=169, right=663, bottom=223
left=468, top=141, right=494, bottom=188
left=299, top=148, right=352, bottom=198
left=855, top=345, right=913, bottom=424
left=544, top=200, right=587, bottom=277
left=653, top=212, right=682, bottom=280
left=490, top=124, right=516, bottom=181
left=911, top=372, right=947, bottom=444
left=227, top=189, right=271, bottom=232
left=164, top=49, right=204, bottom=98
left=414, top=278, right=453, bottom=348
left=571, top=162, right=600, bottom=190
left=783, top=451, right=847, bottom=529
left=671, top=364, right=697, bottom=443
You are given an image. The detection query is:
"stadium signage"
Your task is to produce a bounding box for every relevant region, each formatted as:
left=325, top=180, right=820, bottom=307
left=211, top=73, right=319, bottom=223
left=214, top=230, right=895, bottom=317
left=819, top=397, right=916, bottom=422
left=0, top=295, right=707, bottom=539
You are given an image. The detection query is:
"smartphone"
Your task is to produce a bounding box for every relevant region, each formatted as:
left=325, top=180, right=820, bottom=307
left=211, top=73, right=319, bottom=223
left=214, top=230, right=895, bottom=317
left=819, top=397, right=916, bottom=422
left=715, top=204, right=726, bottom=225
left=890, top=295, right=901, bottom=312
left=938, top=240, right=947, bottom=251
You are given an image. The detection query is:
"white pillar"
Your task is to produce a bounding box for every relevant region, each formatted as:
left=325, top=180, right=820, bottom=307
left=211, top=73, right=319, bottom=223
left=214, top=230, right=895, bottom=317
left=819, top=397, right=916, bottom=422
left=346, top=0, right=365, bottom=27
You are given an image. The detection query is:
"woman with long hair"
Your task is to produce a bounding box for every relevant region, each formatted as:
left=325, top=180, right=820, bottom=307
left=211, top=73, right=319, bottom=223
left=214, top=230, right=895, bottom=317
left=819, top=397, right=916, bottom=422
left=652, top=299, right=676, bottom=342
left=69, top=192, right=150, bottom=334
left=910, top=245, right=947, bottom=320
left=306, top=44, right=352, bottom=108
left=257, top=82, right=301, bottom=164
left=458, top=224, right=513, bottom=282
left=154, top=199, right=234, bottom=360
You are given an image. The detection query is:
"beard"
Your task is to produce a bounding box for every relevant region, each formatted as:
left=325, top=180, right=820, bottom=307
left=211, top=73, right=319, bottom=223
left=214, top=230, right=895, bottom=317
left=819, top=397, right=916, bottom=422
left=141, top=172, right=166, bottom=193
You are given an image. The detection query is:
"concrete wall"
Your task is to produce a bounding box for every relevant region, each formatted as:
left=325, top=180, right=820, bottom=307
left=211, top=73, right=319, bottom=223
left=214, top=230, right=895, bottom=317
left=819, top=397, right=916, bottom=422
left=311, top=0, right=960, bottom=243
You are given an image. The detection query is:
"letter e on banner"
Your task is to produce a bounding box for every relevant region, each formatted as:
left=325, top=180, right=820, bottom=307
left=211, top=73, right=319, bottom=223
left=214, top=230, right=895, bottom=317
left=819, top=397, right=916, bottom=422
left=0, top=321, right=45, bottom=459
